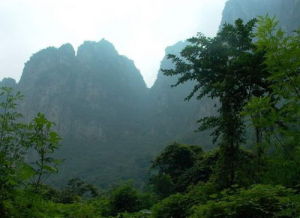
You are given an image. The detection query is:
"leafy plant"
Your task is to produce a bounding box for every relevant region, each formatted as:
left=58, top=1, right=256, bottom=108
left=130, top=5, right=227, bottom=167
left=29, top=113, right=62, bottom=191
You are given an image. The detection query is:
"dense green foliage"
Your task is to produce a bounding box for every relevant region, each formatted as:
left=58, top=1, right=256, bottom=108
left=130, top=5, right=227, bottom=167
left=149, top=16, right=300, bottom=217
left=0, top=87, right=28, bottom=212
left=0, top=87, right=62, bottom=216
left=190, top=185, right=300, bottom=217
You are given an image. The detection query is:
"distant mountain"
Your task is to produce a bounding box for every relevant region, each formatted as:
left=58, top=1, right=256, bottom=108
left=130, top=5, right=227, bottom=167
left=16, top=39, right=152, bottom=187
left=221, top=0, right=300, bottom=32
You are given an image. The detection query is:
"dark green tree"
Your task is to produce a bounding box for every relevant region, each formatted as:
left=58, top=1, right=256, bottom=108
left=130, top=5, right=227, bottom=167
left=163, top=19, right=270, bottom=188
left=59, top=178, right=100, bottom=203
left=109, top=183, right=140, bottom=215
left=149, top=174, right=175, bottom=198
left=150, top=143, right=202, bottom=194
left=151, top=143, right=200, bottom=180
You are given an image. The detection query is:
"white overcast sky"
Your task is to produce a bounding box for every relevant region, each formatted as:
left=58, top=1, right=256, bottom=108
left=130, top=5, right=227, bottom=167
left=0, top=0, right=227, bottom=87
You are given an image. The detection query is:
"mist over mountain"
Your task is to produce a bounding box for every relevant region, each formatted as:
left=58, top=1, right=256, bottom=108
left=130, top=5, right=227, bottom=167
left=1, top=0, right=299, bottom=188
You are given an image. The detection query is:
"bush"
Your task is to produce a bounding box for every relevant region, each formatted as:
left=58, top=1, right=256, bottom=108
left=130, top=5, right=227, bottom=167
left=109, top=184, right=140, bottom=215
left=152, top=193, right=189, bottom=218
left=149, top=174, right=175, bottom=198
left=190, top=184, right=300, bottom=218
left=2, top=189, right=101, bottom=218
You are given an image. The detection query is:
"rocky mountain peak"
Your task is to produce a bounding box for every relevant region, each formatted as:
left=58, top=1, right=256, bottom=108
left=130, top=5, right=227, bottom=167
left=0, top=77, right=17, bottom=88
left=76, top=39, right=118, bottom=62
left=59, top=43, right=75, bottom=58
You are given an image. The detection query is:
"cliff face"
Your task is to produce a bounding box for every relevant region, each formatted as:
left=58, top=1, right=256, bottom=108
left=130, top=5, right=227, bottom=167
left=221, top=0, right=300, bottom=32
left=17, top=39, right=151, bottom=187
left=148, top=41, right=214, bottom=148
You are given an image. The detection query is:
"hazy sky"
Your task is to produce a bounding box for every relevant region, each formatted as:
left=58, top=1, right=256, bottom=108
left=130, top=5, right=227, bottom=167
left=0, top=0, right=227, bottom=87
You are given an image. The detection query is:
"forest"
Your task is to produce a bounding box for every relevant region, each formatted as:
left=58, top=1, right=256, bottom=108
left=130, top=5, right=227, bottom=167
left=0, top=15, right=299, bottom=217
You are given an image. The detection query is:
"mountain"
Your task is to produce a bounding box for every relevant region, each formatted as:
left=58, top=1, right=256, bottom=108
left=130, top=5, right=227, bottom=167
left=16, top=39, right=153, bottom=187
left=221, top=0, right=300, bottom=32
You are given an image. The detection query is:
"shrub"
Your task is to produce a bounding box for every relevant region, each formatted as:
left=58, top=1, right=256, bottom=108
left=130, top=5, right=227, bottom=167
left=190, top=185, right=300, bottom=218
left=109, top=184, right=140, bottom=215
left=152, top=193, right=189, bottom=218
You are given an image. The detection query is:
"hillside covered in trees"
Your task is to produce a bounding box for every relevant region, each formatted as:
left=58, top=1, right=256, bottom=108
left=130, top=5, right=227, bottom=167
left=1, top=0, right=300, bottom=217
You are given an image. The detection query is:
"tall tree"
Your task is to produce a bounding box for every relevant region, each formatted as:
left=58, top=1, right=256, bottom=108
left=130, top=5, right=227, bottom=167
left=163, top=19, right=270, bottom=187
left=243, top=16, right=300, bottom=186
left=245, top=16, right=300, bottom=152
